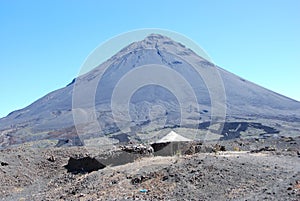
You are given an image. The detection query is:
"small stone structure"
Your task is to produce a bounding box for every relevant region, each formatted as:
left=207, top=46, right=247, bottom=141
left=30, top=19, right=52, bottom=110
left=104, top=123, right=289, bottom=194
left=151, top=131, right=192, bottom=156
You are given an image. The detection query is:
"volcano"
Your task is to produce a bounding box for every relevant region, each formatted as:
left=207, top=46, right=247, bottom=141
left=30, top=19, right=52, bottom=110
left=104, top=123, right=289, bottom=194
left=1, top=34, right=300, bottom=148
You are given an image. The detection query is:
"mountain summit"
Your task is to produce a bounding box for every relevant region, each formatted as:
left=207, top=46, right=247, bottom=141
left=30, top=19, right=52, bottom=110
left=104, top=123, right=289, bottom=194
left=120, top=34, right=191, bottom=51
left=0, top=34, right=300, bottom=148
left=120, top=34, right=195, bottom=54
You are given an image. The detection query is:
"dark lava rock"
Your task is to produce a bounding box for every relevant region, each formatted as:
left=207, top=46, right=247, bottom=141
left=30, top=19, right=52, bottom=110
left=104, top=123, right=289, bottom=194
left=250, top=146, right=276, bottom=153
left=1, top=161, right=8, bottom=166
left=47, top=155, right=55, bottom=162
left=64, top=156, right=106, bottom=174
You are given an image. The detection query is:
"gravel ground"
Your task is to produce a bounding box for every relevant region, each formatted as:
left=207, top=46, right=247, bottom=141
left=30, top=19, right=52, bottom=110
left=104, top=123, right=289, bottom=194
left=0, top=137, right=299, bottom=201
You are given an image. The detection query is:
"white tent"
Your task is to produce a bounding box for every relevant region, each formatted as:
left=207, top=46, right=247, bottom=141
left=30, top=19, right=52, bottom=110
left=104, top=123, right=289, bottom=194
left=156, top=131, right=192, bottom=143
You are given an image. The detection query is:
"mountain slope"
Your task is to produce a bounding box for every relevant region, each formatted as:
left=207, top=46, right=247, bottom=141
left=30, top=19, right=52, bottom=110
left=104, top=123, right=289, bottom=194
left=0, top=34, right=299, bottom=148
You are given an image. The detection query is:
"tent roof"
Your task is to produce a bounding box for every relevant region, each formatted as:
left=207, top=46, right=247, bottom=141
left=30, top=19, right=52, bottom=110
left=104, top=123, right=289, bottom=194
left=156, top=131, right=192, bottom=143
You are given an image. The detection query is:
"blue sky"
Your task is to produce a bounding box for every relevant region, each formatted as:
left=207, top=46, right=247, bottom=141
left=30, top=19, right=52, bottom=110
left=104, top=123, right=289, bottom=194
left=0, top=0, right=299, bottom=118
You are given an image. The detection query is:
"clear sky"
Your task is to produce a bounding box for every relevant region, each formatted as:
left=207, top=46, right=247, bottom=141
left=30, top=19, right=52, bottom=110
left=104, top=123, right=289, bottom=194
left=0, top=0, right=299, bottom=118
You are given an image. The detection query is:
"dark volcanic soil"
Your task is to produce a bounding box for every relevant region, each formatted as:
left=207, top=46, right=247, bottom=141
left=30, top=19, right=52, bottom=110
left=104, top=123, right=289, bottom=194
left=0, top=137, right=300, bottom=201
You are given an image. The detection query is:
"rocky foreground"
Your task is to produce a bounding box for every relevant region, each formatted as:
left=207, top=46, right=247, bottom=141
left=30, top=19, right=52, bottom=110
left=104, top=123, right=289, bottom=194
left=0, top=136, right=300, bottom=201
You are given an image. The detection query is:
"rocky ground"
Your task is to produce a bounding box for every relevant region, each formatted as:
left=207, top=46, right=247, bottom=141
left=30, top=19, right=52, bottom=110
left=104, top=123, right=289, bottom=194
left=0, top=136, right=300, bottom=201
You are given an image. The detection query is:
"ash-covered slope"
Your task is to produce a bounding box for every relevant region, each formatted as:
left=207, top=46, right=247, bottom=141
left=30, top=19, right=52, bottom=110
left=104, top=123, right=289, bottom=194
left=0, top=34, right=299, bottom=148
